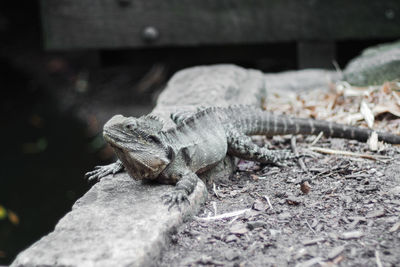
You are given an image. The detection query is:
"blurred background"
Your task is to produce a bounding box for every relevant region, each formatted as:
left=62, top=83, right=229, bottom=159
left=1, top=0, right=399, bottom=264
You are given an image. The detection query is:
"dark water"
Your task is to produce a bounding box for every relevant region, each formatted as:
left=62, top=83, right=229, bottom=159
left=0, top=60, right=106, bottom=264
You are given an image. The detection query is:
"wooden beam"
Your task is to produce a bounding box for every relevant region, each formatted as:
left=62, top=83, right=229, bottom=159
left=40, top=0, right=400, bottom=50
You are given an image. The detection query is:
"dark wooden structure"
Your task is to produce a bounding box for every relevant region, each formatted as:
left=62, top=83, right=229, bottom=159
left=40, top=0, right=400, bottom=68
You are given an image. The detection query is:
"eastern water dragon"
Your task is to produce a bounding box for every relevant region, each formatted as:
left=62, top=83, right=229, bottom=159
left=85, top=106, right=400, bottom=208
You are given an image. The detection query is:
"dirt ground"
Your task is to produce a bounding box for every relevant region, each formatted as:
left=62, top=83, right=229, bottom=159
left=158, top=136, right=400, bottom=266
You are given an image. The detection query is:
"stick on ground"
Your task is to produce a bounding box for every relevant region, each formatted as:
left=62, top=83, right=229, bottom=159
left=194, top=209, right=251, bottom=222
left=291, top=136, right=308, bottom=172
left=309, top=146, right=392, bottom=161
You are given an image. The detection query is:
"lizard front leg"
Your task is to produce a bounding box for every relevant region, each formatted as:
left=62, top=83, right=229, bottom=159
left=85, top=160, right=124, bottom=182
left=227, top=129, right=296, bottom=166
left=162, top=170, right=199, bottom=210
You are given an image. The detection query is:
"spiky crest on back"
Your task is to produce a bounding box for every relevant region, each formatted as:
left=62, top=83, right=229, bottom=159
left=165, top=106, right=220, bottom=136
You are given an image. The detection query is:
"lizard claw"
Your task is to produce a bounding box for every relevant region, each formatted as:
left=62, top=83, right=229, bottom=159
left=85, top=162, right=123, bottom=182
left=162, top=190, right=190, bottom=211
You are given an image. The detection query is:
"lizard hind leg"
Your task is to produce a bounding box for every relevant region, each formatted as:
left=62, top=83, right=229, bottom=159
left=227, top=130, right=296, bottom=166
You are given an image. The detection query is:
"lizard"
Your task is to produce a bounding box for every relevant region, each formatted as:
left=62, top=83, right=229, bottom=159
left=85, top=105, right=400, bottom=208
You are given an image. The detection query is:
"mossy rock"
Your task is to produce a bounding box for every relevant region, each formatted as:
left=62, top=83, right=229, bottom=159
left=344, top=40, right=400, bottom=86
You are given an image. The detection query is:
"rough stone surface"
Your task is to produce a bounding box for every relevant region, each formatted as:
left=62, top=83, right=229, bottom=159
left=11, top=64, right=339, bottom=266
left=152, top=64, right=267, bottom=127
left=12, top=173, right=207, bottom=267
left=265, top=69, right=340, bottom=93
left=11, top=64, right=266, bottom=267
left=344, top=40, right=400, bottom=86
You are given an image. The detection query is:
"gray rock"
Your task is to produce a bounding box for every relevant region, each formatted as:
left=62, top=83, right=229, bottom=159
left=344, top=40, right=400, bottom=86
left=265, top=69, right=340, bottom=93
left=12, top=173, right=207, bottom=267
left=152, top=64, right=267, bottom=128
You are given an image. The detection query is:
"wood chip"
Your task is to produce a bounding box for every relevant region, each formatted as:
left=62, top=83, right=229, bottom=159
left=229, top=223, right=249, bottom=235
left=295, top=257, right=323, bottom=267
left=389, top=221, right=400, bottom=232
left=247, top=221, right=268, bottom=230
left=366, top=209, right=385, bottom=219
left=327, top=246, right=345, bottom=260
left=224, top=250, right=240, bottom=261
left=286, top=196, right=302, bottom=205
left=301, top=237, right=325, bottom=246
left=252, top=199, right=266, bottom=211
left=340, top=231, right=364, bottom=240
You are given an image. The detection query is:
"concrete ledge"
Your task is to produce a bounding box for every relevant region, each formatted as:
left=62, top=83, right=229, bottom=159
left=12, top=173, right=207, bottom=267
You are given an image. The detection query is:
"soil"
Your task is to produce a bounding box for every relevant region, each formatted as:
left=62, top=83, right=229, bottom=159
left=158, top=136, right=400, bottom=266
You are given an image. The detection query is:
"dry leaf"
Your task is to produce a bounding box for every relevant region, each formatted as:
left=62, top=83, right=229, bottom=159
left=373, top=104, right=400, bottom=118
left=367, top=131, right=378, bottom=151
left=360, top=101, right=374, bottom=128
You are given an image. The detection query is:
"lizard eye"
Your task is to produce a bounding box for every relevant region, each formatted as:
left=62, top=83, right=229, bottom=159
left=125, top=124, right=135, bottom=131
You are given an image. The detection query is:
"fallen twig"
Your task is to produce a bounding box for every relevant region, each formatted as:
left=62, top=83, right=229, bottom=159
left=264, top=195, right=273, bottom=210
left=212, top=183, right=221, bottom=199
left=309, top=131, right=324, bottom=146
left=194, top=208, right=251, bottom=221
left=212, top=201, right=217, bottom=216
left=291, top=136, right=307, bottom=172
left=305, top=220, right=317, bottom=235
left=309, top=146, right=392, bottom=161
left=375, top=250, right=383, bottom=267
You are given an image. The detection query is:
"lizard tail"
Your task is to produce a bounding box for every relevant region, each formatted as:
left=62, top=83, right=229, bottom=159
left=227, top=106, right=400, bottom=144
left=274, top=115, right=400, bottom=144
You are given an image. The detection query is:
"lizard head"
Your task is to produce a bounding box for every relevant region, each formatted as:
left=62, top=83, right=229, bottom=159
left=103, top=114, right=171, bottom=180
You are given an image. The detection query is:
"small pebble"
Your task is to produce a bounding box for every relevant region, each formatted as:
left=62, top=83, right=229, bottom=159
left=300, top=181, right=311, bottom=194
